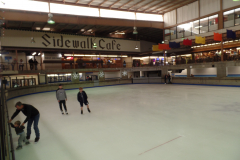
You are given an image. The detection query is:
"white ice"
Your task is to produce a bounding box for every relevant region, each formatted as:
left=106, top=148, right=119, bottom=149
left=7, top=84, right=240, bottom=160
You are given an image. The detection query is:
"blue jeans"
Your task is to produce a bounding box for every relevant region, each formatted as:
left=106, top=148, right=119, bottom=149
left=27, top=114, right=40, bottom=138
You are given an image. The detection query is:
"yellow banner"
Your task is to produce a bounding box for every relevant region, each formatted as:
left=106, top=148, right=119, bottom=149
left=195, top=36, right=205, bottom=44
left=152, top=45, right=163, bottom=51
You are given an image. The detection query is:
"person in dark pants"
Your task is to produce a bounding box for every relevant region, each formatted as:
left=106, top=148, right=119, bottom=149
left=9, top=101, right=40, bottom=142
left=167, top=74, right=171, bottom=84
left=164, top=74, right=167, bottom=84
left=77, top=87, right=91, bottom=114
left=56, top=84, right=68, bottom=115
left=28, top=58, right=34, bottom=70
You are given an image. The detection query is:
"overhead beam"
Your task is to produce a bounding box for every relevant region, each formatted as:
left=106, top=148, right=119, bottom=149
left=109, top=0, right=121, bottom=8
left=2, top=11, right=163, bottom=29
left=136, top=0, right=156, bottom=11
left=128, top=0, right=146, bottom=10
left=99, top=0, right=108, bottom=6
left=18, top=21, right=22, bottom=29
left=118, top=0, right=134, bottom=9
left=75, top=0, right=80, bottom=4
left=161, top=0, right=196, bottom=13
left=71, top=25, right=79, bottom=30
left=142, top=0, right=168, bottom=12
left=88, top=0, right=95, bottom=6
left=151, top=0, right=177, bottom=12
left=60, top=24, right=69, bottom=31
left=41, top=23, right=48, bottom=30
left=31, top=22, right=35, bottom=30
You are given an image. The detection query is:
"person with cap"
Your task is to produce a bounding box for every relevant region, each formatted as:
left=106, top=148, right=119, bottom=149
left=56, top=84, right=68, bottom=115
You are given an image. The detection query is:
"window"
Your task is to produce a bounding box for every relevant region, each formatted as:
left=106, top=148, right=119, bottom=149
left=177, top=25, right=184, bottom=38
left=209, top=14, right=218, bottom=31
left=192, top=20, right=200, bottom=35
left=200, top=17, right=208, bottom=33
left=170, top=27, right=177, bottom=40
left=224, top=9, right=234, bottom=28
left=164, top=29, right=170, bottom=41
left=235, top=8, right=240, bottom=26
left=178, top=23, right=192, bottom=37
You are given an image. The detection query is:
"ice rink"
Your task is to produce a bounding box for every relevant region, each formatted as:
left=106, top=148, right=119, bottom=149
left=7, top=84, right=240, bottom=160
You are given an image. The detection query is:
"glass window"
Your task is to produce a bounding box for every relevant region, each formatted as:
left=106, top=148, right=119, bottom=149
left=192, top=20, right=200, bottom=35
left=235, top=8, right=240, bottom=26
left=209, top=14, right=218, bottom=31
left=200, top=17, right=208, bottom=33
left=224, top=9, right=234, bottom=28
left=178, top=23, right=192, bottom=37
left=170, top=27, right=176, bottom=40
left=164, top=29, right=170, bottom=41
left=177, top=26, right=184, bottom=39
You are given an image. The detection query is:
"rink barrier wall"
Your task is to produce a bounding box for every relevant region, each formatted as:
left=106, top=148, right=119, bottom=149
left=6, top=79, right=132, bottom=100
left=172, top=77, right=240, bottom=86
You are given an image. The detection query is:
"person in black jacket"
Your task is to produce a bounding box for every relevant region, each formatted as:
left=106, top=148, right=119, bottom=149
left=77, top=87, right=91, bottom=114
left=10, top=120, right=30, bottom=150
left=9, top=101, right=40, bottom=142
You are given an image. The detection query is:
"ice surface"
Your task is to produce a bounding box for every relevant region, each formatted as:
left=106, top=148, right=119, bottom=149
left=7, top=84, right=240, bottom=160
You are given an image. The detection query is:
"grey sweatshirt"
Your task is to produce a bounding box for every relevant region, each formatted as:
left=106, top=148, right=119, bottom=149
left=56, top=88, right=67, bottom=101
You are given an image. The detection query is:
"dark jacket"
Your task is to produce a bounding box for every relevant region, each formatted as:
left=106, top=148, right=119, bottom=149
left=77, top=91, right=88, bottom=103
left=11, top=104, right=39, bottom=123
left=10, top=123, right=25, bottom=135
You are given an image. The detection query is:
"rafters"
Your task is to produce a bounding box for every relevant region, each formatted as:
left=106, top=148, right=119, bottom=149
left=75, top=0, right=80, bottom=4
left=135, top=0, right=156, bottom=11
left=128, top=0, right=146, bottom=10
left=162, top=0, right=197, bottom=13
left=151, top=0, right=177, bottom=12
left=60, top=24, right=69, bottom=31
left=88, top=0, right=94, bottom=6
left=142, top=0, right=168, bottom=12
left=99, top=0, right=108, bottom=6
left=157, top=0, right=187, bottom=13
left=118, top=0, right=134, bottom=9
left=109, top=0, right=121, bottom=8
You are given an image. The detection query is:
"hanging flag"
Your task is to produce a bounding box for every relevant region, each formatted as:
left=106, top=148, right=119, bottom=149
left=227, top=30, right=236, bottom=39
left=214, top=32, right=222, bottom=41
left=195, top=36, right=205, bottom=44
left=183, top=39, right=192, bottom=46
left=152, top=45, right=163, bottom=51
left=158, top=44, right=171, bottom=50
left=169, top=42, right=180, bottom=48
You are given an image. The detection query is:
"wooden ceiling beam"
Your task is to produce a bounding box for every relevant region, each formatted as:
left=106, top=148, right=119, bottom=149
left=151, top=0, right=177, bottom=12
left=135, top=0, right=156, bottom=11
left=75, top=0, right=80, bottom=4
left=142, top=0, right=168, bottom=12
left=99, top=0, right=108, bottom=6
left=127, top=0, right=146, bottom=10
left=18, top=21, right=22, bottom=29
left=161, top=0, right=197, bottom=13
left=88, top=0, right=95, bottom=6
left=71, top=25, right=79, bottom=30
left=109, top=0, right=121, bottom=8
left=41, top=23, right=48, bottom=30
left=118, top=0, right=134, bottom=9
left=60, top=24, right=69, bottom=31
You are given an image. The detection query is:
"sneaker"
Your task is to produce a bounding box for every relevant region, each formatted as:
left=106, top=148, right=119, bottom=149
left=26, top=136, right=30, bottom=140
left=87, top=108, right=91, bottom=113
left=81, top=110, right=83, bottom=114
left=35, top=137, right=40, bottom=142
left=25, top=141, right=30, bottom=145
left=65, top=111, right=68, bottom=115
left=16, top=146, right=22, bottom=150
left=61, top=111, right=64, bottom=115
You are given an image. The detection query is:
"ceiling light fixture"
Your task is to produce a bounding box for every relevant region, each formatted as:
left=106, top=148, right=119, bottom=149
left=135, top=45, right=138, bottom=50
left=133, top=26, right=138, bottom=34
left=47, top=0, right=55, bottom=24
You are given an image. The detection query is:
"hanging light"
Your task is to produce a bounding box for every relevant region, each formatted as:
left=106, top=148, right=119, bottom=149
left=93, top=43, right=97, bottom=48
left=31, top=37, right=36, bottom=43
left=47, top=13, right=55, bottom=24
left=135, top=45, right=138, bottom=50
left=133, top=27, right=138, bottom=34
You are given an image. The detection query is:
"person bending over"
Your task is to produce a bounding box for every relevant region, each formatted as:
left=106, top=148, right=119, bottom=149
left=10, top=120, right=30, bottom=150
left=77, top=87, right=91, bottom=114
left=9, top=102, right=40, bottom=142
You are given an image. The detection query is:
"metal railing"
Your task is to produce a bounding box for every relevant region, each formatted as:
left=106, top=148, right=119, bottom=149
left=0, top=80, right=15, bottom=160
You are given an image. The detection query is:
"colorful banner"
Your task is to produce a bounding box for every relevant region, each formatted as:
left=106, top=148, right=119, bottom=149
left=227, top=30, right=236, bottom=39
left=169, top=42, right=180, bottom=48
left=214, top=32, right=222, bottom=41
left=195, top=36, right=205, bottom=44
left=183, top=39, right=192, bottom=46
left=158, top=44, right=171, bottom=50
left=152, top=45, right=163, bottom=51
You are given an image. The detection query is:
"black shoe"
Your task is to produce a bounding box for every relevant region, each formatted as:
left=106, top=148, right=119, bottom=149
left=16, top=146, right=22, bottom=150
left=26, top=136, right=30, bottom=140
left=65, top=111, right=68, bottom=115
left=61, top=111, right=64, bottom=114
left=87, top=108, right=91, bottom=113
left=25, top=141, right=30, bottom=145
left=35, top=137, right=40, bottom=142
left=81, top=110, right=83, bottom=114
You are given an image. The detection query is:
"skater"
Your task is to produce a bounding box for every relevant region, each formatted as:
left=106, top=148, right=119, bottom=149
left=9, top=102, right=40, bottom=142
left=164, top=74, right=167, bottom=84
left=77, top=87, right=91, bottom=114
left=10, top=120, right=30, bottom=150
left=167, top=74, right=171, bottom=84
left=56, top=84, right=68, bottom=115
left=28, top=58, right=34, bottom=70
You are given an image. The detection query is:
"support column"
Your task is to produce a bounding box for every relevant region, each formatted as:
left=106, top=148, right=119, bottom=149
left=164, top=50, right=166, bottom=65
left=45, top=74, right=48, bottom=84
left=38, top=74, right=40, bottom=85
left=40, top=51, right=43, bottom=70
left=73, top=52, right=75, bottom=69
left=221, top=39, right=224, bottom=61
left=219, top=0, right=223, bottom=29
left=15, top=50, right=18, bottom=71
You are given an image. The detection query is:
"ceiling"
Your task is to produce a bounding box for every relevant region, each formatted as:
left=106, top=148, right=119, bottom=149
left=5, top=20, right=163, bottom=43
left=35, top=0, right=197, bottom=14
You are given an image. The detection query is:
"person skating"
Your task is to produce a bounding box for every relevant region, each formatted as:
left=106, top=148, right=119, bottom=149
left=10, top=120, right=30, bottom=150
left=9, top=102, right=40, bottom=142
left=77, top=87, right=91, bottom=114
left=56, top=84, right=68, bottom=115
